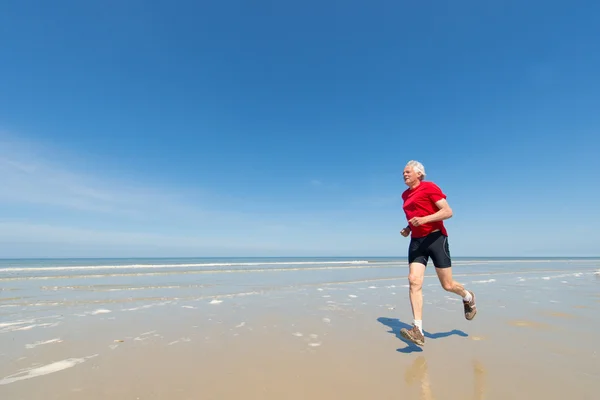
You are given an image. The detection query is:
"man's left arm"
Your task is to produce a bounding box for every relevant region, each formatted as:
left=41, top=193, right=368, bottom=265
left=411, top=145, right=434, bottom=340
left=409, top=199, right=453, bottom=227
left=423, top=199, right=453, bottom=223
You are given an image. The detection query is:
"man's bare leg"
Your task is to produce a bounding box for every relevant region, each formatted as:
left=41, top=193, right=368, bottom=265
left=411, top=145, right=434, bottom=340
left=435, top=267, right=477, bottom=320
left=400, top=262, right=427, bottom=346
left=435, top=266, right=467, bottom=296
left=408, top=262, right=426, bottom=321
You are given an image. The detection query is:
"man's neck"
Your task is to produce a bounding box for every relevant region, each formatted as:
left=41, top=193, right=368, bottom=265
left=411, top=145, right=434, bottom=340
left=409, top=180, right=421, bottom=190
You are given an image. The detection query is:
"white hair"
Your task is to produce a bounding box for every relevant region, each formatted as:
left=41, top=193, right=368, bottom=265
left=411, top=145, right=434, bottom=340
left=406, top=160, right=426, bottom=180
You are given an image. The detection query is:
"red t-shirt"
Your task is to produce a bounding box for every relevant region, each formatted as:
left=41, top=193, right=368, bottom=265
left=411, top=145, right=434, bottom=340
left=402, top=181, right=448, bottom=238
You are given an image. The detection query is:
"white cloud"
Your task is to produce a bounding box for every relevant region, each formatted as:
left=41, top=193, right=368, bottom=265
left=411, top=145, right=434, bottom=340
left=0, top=133, right=408, bottom=257
left=0, top=222, right=280, bottom=249
left=0, top=134, right=351, bottom=255
left=0, top=137, right=194, bottom=219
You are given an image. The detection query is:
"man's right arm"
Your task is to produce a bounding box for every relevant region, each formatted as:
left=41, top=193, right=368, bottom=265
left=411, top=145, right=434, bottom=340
left=400, top=225, right=411, bottom=237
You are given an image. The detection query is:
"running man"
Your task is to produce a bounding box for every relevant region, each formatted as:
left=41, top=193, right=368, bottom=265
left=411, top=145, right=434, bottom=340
left=398, top=160, right=476, bottom=346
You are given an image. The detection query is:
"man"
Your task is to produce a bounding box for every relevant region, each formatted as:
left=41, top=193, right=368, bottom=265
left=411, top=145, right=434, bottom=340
left=398, top=160, right=476, bottom=346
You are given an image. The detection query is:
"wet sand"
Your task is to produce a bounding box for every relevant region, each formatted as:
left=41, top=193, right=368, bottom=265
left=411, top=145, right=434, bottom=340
left=1, top=260, right=599, bottom=399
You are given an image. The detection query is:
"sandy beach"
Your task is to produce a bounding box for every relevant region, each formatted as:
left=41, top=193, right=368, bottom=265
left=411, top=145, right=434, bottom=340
left=1, top=257, right=599, bottom=399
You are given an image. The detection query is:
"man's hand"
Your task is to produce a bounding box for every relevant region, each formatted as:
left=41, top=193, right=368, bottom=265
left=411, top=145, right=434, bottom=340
left=408, top=216, right=429, bottom=227
left=400, top=226, right=411, bottom=237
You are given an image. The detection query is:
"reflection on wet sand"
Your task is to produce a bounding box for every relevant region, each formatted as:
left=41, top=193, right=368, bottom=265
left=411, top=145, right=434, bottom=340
left=473, top=361, right=486, bottom=400
left=405, top=357, right=487, bottom=400
left=405, top=356, right=433, bottom=400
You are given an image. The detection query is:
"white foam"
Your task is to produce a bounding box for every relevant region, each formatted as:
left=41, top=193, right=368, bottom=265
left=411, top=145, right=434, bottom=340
left=348, top=295, right=358, bottom=298
left=292, top=332, right=303, bottom=337
left=308, top=342, right=321, bottom=347
left=322, top=318, right=331, bottom=323
left=182, top=306, right=196, bottom=309
left=0, top=319, right=35, bottom=329
left=209, top=299, right=222, bottom=305
left=235, top=322, right=246, bottom=328
left=472, top=279, right=496, bottom=284
left=309, top=334, right=319, bottom=339
left=0, top=321, right=60, bottom=334
left=91, top=309, right=111, bottom=315
left=0, top=355, right=97, bottom=385
left=25, top=338, right=62, bottom=349
left=1, top=260, right=370, bottom=273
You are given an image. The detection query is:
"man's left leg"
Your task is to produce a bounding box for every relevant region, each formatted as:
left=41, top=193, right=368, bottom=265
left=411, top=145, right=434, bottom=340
left=435, top=267, right=476, bottom=320
left=430, top=235, right=477, bottom=320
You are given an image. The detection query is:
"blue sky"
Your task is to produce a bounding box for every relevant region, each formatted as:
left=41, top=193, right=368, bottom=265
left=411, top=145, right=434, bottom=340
left=1, top=0, right=599, bottom=257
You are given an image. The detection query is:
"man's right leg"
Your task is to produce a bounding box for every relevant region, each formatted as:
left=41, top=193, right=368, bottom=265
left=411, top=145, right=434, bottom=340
left=408, top=262, right=426, bottom=324
left=400, top=262, right=427, bottom=346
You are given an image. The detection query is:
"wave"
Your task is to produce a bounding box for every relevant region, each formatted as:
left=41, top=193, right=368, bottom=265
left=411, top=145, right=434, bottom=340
left=0, top=264, right=387, bottom=281
left=0, top=260, right=369, bottom=273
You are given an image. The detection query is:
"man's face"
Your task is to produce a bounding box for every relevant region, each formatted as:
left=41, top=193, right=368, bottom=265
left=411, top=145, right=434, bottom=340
left=403, top=166, right=420, bottom=187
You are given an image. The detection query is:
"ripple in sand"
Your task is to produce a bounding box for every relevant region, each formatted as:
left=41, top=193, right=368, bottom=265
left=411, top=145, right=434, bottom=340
left=508, top=320, right=550, bottom=330
left=168, top=338, right=191, bottom=345
left=543, top=311, right=576, bottom=319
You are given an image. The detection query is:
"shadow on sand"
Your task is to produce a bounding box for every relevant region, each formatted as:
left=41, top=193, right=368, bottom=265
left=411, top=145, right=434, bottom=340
left=377, top=317, right=468, bottom=354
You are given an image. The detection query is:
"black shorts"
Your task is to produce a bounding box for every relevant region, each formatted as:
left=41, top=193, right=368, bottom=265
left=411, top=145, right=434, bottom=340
left=408, top=231, right=451, bottom=268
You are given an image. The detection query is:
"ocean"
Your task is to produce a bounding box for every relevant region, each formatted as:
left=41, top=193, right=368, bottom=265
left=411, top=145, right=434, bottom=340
left=1, top=256, right=598, bottom=316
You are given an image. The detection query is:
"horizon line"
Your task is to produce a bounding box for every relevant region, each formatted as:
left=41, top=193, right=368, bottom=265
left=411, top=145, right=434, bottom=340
left=0, top=255, right=599, bottom=260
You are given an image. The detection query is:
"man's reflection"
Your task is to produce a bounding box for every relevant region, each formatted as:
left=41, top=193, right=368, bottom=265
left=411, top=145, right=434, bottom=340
left=404, top=357, right=487, bottom=400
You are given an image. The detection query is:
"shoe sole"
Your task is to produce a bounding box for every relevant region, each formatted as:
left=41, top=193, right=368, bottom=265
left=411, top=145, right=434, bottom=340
left=400, top=329, right=424, bottom=346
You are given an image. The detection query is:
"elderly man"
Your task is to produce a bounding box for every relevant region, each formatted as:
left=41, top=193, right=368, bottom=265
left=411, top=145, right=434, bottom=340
left=398, top=160, right=476, bottom=346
